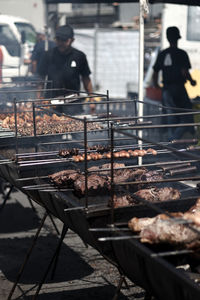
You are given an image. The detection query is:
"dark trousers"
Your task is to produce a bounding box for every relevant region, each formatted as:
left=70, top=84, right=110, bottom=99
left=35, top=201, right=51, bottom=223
left=162, top=84, right=194, bottom=140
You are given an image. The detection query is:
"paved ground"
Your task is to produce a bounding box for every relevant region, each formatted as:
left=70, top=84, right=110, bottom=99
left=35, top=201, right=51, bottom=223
left=0, top=189, right=145, bottom=300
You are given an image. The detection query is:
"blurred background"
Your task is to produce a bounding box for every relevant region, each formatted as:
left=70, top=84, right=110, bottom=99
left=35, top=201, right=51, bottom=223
left=0, top=1, right=200, bottom=100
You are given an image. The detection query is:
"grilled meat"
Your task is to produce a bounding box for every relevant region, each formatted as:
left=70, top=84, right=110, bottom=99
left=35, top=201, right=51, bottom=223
left=112, top=187, right=181, bottom=208
left=71, top=148, right=158, bottom=162
left=134, top=187, right=181, bottom=203
left=129, top=216, right=159, bottom=232
left=114, top=167, right=147, bottom=184
left=88, top=145, right=111, bottom=153
left=49, top=169, right=80, bottom=187
left=111, top=194, right=134, bottom=208
left=128, top=198, right=200, bottom=247
left=140, top=214, right=197, bottom=245
left=74, top=174, right=110, bottom=197
left=49, top=164, right=165, bottom=198
left=1, top=113, right=102, bottom=136
left=59, top=148, right=79, bottom=157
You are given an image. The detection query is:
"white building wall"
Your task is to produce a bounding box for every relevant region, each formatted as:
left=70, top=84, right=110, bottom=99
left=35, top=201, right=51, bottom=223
left=74, top=28, right=139, bottom=98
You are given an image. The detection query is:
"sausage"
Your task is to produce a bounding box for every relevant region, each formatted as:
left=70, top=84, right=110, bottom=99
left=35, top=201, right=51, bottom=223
left=133, top=150, right=139, bottom=157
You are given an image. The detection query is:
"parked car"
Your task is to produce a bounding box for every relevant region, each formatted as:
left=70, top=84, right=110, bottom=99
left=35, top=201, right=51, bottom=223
left=0, top=14, right=37, bottom=80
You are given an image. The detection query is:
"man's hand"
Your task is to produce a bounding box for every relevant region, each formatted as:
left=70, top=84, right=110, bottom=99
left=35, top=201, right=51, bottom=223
left=190, top=79, right=197, bottom=86
left=90, top=103, right=96, bottom=115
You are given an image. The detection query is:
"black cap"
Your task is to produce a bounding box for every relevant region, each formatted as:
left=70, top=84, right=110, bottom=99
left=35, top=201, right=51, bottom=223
left=55, top=25, right=74, bottom=41
left=167, top=26, right=181, bottom=40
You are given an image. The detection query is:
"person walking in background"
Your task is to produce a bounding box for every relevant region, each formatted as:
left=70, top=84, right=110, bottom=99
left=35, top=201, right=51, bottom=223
left=38, top=24, right=95, bottom=113
left=31, top=29, right=56, bottom=75
left=152, top=26, right=196, bottom=140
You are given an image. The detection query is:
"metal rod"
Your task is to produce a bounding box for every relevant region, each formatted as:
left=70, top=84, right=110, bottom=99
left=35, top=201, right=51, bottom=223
left=118, top=122, right=200, bottom=131
left=64, top=203, right=106, bottom=212
left=39, top=189, right=73, bottom=192
left=98, top=235, right=140, bottom=242
left=16, top=148, right=200, bottom=168
left=89, top=228, right=130, bottom=232
left=110, top=123, right=115, bottom=225
left=18, top=158, right=70, bottom=165
left=13, top=98, right=18, bottom=155
left=106, top=90, right=110, bottom=138
left=13, top=138, right=197, bottom=160
left=32, top=102, right=37, bottom=138
left=0, top=161, right=13, bottom=165
left=117, top=175, right=200, bottom=186
left=113, top=127, right=200, bottom=161
left=151, top=249, right=193, bottom=257
left=84, top=117, right=88, bottom=209
left=16, top=176, right=49, bottom=182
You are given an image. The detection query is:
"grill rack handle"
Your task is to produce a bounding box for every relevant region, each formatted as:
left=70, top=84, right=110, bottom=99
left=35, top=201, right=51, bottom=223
left=168, top=166, right=197, bottom=176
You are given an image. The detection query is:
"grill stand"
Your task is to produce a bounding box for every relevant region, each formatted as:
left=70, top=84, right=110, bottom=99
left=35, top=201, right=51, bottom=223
left=0, top=184, right=60, bottom=235
left=112, top=271, right=130, bottom=300
left=0, top=185, right=14, bottom=211
left=33, top=224, right=68, bottom=299
left=7, top=212, right=48, bottom=300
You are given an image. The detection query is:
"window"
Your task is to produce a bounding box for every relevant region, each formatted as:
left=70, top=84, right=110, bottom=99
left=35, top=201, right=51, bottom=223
left=15, top=22, right=37, bottom=45
left=187, top=6, right=200, bottom=41
left=0, top=24, right=20, bottom=56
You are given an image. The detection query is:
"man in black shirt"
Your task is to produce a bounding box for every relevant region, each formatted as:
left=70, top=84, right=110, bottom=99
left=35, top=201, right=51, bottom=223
left=38, top=24, right=94, bottom=113
left=153, top=26, right=196, bottom=140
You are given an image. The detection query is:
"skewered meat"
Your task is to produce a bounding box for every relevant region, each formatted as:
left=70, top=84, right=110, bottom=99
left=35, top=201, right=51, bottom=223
left=129, top=216, right=159, bottom=232
left=58, top=145, right=111, bottom=158
left=74, top=174, right=110, bottom=197
left=71, top=148, right=158, bottom=162
left=128, top=198, right=200, bottom=247
left=134, top=187, right=181, bottom=203
left=49, top=169, right=80, bottom=187
left=114, top=168, right=147, bottom=184
left=111, top=194, right=133, bottom=208
left=112, top=187, right=181, bottom=208
left=88, top=145, right=110, bottom=153
left=140, top=213, right=198, bottom=245
left=59, top=148, right=79, bottom=157
left=137, top=170, right=163, bottom=182
left=146, top=148, right=157, bottom=155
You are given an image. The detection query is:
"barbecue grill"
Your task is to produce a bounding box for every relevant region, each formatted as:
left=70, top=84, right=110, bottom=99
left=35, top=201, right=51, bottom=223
left=1, top=90, right=200, bottom=299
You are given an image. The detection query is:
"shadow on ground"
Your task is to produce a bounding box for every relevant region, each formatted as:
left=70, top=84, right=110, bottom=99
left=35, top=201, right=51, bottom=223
left=0, top=234, right=93, bottom=284
left=24, top=285, right=131, bottom=299
left=0, top=201, right=40, bottom=233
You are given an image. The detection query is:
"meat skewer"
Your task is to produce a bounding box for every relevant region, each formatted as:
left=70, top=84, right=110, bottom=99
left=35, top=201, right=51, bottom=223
left=128, top=199, right=200, bottom=248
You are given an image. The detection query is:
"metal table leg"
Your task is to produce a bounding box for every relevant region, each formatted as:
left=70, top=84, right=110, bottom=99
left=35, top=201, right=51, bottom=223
left=33, top=224, right=68, bottom=300
left=0, top=185, right=14, bottom=211
left=27, top=196, right=36, bottom=212
left=7, top=212, right=48, bottom=300
left=112, top=274, right=125, bottom=300
left=48, top=213, right=60, bottom=236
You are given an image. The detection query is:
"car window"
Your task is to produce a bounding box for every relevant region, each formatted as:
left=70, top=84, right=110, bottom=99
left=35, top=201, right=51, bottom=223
left=15, top=22, right=36, bottom=45
left=0, top=24, right=20, bottom=56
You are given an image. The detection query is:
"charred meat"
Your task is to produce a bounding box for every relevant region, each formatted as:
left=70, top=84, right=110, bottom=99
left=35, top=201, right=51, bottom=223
left=74, top=174, right=110, bottom=197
